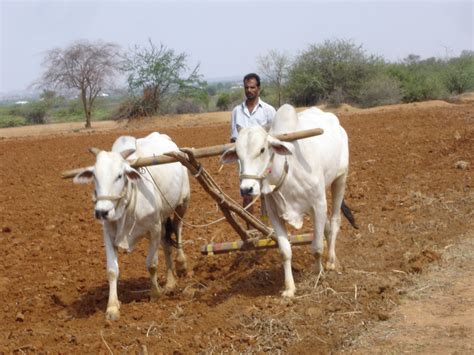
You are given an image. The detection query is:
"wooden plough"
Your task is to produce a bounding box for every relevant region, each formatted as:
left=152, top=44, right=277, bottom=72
left=62, top=128, right=323, bottom=255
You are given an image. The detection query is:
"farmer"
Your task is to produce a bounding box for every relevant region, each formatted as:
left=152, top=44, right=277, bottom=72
left=230, top=73, right=276, bottom=224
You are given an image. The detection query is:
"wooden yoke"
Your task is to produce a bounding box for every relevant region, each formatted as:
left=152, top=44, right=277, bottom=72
left=61, top=128, right=324, bottom=179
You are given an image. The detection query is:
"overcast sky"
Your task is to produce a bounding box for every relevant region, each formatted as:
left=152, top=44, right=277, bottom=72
left=0, top=0, right=472, bottom=94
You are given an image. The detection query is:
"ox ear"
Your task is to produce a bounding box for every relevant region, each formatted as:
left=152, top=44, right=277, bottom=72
left=124, top=166, right=141, bottom=182
left=268, top=137, right=293, bottom=156
left=121, top=149, right=136, bottom=160
left=73, top=167, right=94, bottom=184
left=219, top=147, right=238, bottom=165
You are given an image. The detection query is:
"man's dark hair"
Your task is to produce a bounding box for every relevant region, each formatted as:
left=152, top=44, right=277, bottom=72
left=243, top=73, right=261, bottom=87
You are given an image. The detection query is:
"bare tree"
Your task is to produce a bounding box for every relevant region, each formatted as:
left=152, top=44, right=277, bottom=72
left=39, top=40, right=120, bottom=128
left=257, top=49, right=292, bottom=107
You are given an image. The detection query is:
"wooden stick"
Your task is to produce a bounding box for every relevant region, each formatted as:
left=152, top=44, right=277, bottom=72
left=201, top=233, right=314, bottom=255
left=61, top=128, right=324, bottom=179
left=166, top=149, right=272, bottom=242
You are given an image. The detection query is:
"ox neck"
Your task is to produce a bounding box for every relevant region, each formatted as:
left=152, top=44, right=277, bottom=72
left=264, top=155, right=289, bottom=194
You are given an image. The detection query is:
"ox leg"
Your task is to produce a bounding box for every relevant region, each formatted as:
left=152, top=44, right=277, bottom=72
left=266, top=199, right=295, bottom=298
left=173, top=201, right=189, bottom=277
left=147, top=225, right=163, bottom=300
left=311, top=196, right=328, bottom=275
left=326, top=175, right=346, bottom=271
left=161, top=221, right=178, bottom=292
left=103, top=224, right=120, bottom=320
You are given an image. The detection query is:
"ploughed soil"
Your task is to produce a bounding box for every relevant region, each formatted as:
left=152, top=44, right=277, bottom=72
left=0, top=97, right=472, bottom=353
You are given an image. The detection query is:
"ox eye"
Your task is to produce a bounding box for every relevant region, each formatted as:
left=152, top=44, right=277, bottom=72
left=260, top=147, right=265, bottom=154
left=117, top=174, right=123, bottom=180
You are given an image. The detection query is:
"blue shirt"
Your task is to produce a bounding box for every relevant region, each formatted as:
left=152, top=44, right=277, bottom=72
left=230, top=98, right=276, bottom=141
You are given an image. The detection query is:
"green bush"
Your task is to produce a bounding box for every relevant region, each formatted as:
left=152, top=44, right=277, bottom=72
left=0, top=115, right=26, bottom=128
left=444, top=51, right=474, bottom=94
left=68, top=99, right=84, bottom=116
left=402, top=72, right=447, bottom=102
left=52, top=108, right=69, bottom=118
left=23, top=102, right=48, bottom=124
left=216, top=93, right=231, bottom=111
left=287, top=39, right=382, bottom=106
left=387, top=58, right=436, bottom=102
left=358, top=74, right=404, bottom=107
left=8, top=106, right=23, bottom=117
left=174, top=99, right=203, bottom=114
left=327, top=87, right=345, bottom=108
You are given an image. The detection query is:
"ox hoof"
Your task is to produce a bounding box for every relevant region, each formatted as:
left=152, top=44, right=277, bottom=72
left=176, top=262, right=188, bottom=277
left=326, top=258, right=341, bottom=272
left=150, top=287, right=163, bottom=301
left=164, top=282, right=177, bottom=295
left=326, top=262, right=336, bottom=271
left=281, top=289, right=295, bottom=298
left=105, top=308, right=120, bottom=321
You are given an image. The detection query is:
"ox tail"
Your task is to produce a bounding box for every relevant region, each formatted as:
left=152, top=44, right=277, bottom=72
left=163, top=218, right=179, bottom=248
left=341, top=199, right=359, bottom=229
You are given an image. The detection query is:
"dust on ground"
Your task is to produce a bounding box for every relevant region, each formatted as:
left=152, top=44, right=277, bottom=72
left=0, top=96, right=472, bottom=353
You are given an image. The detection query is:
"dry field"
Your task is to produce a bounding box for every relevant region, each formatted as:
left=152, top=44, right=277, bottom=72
left=0, top=97, right=473, bottom=353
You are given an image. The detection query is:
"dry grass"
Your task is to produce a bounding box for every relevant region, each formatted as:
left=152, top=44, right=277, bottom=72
left=199, top=305, right=302, bottom=354
left=344, top=233, right=474, bottom=352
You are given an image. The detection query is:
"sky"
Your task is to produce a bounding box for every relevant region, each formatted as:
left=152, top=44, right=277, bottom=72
left=0, top=0, right=472, bottom=94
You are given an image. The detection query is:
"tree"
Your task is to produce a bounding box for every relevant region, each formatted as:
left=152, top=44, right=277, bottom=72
left=121, top=39, right=201, bottom=116
left=39, top=40, right=120, bottom=128
left=444, top=50, right=474, bottom=94
left=388, top=55, right=448, bottom=102
left=216, top=92, right=231, bottom=111
left=287, top=39, right=381, bottom=106
left=257, top=49, right=292, bottom=107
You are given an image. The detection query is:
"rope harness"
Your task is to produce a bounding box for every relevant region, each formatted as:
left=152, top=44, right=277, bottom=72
left=93, top=179, right=136, bottom=212
left=93, top=179, right=138, bottom=249
left=239, top=153, right=289, bottom=194
left=93, top=189, right=127, bottom=203
left=142, top=165, right=250, bottom=229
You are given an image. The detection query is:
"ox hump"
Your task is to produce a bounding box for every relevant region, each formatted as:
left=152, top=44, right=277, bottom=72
left=112, top=136, right=137, bottom=154
left=271, top=104, right=298, bottom=134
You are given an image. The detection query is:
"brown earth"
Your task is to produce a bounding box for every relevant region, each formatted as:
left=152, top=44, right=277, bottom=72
left=0, top=98, right=472, bottom=353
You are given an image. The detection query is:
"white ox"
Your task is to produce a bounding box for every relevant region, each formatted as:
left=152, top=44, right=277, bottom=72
left=220, top=104, right=357, bottom=298
left=74, top=132, right=190, bottom=320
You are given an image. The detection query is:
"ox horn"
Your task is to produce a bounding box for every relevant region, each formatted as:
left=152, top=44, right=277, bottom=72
left=88, top=147, right=102, bottom=156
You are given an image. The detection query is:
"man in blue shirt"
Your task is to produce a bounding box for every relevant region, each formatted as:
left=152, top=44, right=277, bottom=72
left=230, top=73, right=276, bottom=221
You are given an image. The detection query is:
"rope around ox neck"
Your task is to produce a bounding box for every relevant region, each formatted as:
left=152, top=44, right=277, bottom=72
left=239, top=154, right=289, bottom=194
left=93, top=188, right=127, bottom=203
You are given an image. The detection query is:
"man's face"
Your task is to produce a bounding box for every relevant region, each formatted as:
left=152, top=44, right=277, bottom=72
left=244, top=78, right=260, bottom=100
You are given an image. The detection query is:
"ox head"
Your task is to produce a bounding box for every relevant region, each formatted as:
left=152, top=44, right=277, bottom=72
left=220, top=126, right=292, bottom=196
left=73, top=148, right=141, bottom=221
